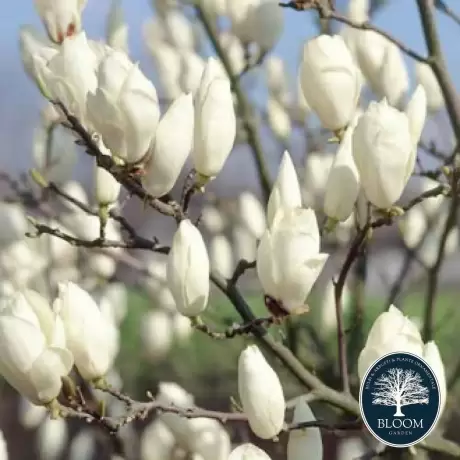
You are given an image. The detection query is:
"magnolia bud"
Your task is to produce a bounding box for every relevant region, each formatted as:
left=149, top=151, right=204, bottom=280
left=219, top=32, right=245, bottom=76
left=0, top=203, right=28, bottom=244
left=229, top=443, right=272, bottom=460
left=106, top=0, right=129, bottom=53
left=187, top=418, right=231, bottom=460
left=18, top=397, right=47, bottom=429
left=145, top=36, right=182, bottom=99
left=163, top=10, right=194, bottom=50
left=69, top=430, right=97, bottom=460
left=405, top=85, right=427, bottom=149
left=209, top=234, right=234, bottom=279
left=38, top=32, right=98, bottom=122
left=358, top=306, right=424, bottom=380
left=142, top=93, right=194, bottom=197
left=193, top=57, right=236, bottom=178
left=287, top=399, right=322, bottom=460
left=238, top=191, right=266, bottom=239
left=238, top=345, right=285, bottom=439
left=233, top=225, right=257, bottom=262
left=246, top=0, right=284, bottom=52
left=267, top=97, right=291, bottom=141
left=201, top=205, right=227, bottom=234
left=37, top=418, right=67, bottom=460
left=324, top=118, right=360, bottom=221
left=352, top=98, right=413, bottom=208
left=179, top=51, right=206, bottom=94
left=167, top=220, right=210, bottom=317
left=54, top=282, right=119, bottom=380
left=265, top=56, right=288, bottom=102
left=0, top=292, right=73, bottom=405
left=140, top=420, right=175, bottom=460
left=423, top=341, right=446, bottom=416
left=356, top=33, right=408, bottom=107
left=302, top=152, right=334, bottom=207
left=227, top=0, right=261, bottom=43
left=87, top=50, right=160, bottom=164
left=34, top=0, right=87, bottom=44
left=94, top=160, right=120, bottom=206
left=300, top=35, right=362, bottom=131
left=140, top=310, right=173, bottom=361
left=415, top=62, right=444, bottom=113
left=257, top=207, right=328, bottom=313
left=267, top=151, right=302, bottom=227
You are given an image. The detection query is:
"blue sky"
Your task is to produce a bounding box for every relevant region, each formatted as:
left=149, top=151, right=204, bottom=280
left=2, top=0, right=460, bottom=175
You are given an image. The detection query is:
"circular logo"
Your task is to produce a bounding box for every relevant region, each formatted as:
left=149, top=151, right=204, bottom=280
left=359, top=352, right=440, bottom=448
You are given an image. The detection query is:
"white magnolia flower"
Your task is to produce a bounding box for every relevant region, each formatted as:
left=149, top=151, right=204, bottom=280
left=37, top=417, right=67, bottom=460
left=257, top=207, right=329, bottom=313
left=352, top=98, right=417, bottom=208
left=69, top=430, right=97, bottom=460
left=106, top=0, right=129, bottom=53
left=87, top=50, right=160, bottom=164
left=267, top=151, right=302, bottom=227
left=200, top=205, right=227, bottom=234
left=265, top=56, right=289, bottom=103
left=324, top=116, right=360, bottom=221
left=167, top=220, right=210, bottom=317
left=163, top=10, right=195, bottom=50
left=94, top=157, right=120, bottom=206
left=300, top=34, right=362, bottom=131
left=140, top=310, right=173, bottom=362
left=219, top=32, right=245, bottom=76
left=229, top=443, right=272, bottom=460
left=156, top=382, right=194, bottom=443
left=18, top=397, right=47, bottom=429
left=0, top=203, right=28, bottom=244
left=145, top=35, right=182, bottom=99
left=423, top=341, right=446, bottom=416
left=34, top=0, right=87, bottom=43
left=238, top=345, right=285, bottom=439
left=415, top=62, right=444, bottom=113
left=287, top=399, right=322, bottom=460
left=238, top=191, right=266, bottom=239
left=19, top=26, right=57, bottom=88
left=209, top=234, right=234, bottom=279
left=0, top=291, right=73, bottom=404
left=359, top=306, right=447, bottom=417
left=267, top=97, right=291, bottom=141
left=140, top=419, right=175, bottom=460
left=37, top=32, right=98, bottom=122
left=179, top=51, right=206, bottom=94
left=193, top=57, right=236, bottom=178
left=142, top=93, right=194, bottom=197
left=54, top=282, right=119, bottom=380
left=227, top=0, right=261, bottom=43
left=358, top=305, right=424, bottom=380
left=233, top=225, right=258, bottom=262
left=187, top=418, right=231, bottom=460
left=356, top=32, right=408, bottom=107
left=302, top=152, right=334, bottom=207
left=246, top=0, right=284, bottom=52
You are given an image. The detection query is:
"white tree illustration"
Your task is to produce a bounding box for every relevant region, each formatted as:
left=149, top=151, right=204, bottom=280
left=371, top=368, right=429, bottom=417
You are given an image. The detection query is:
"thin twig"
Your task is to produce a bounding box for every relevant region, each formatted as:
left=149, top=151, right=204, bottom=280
left=279, top=1, right=429, bottom=63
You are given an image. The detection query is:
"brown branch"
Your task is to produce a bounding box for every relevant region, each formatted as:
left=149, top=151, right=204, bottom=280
left=416, top=0, right=460, bottom=150
left=279, top=1, right=429, bottom=63
left=435, top=0, right=460, bottom=27
left=62, top=385, right=362, bottom=434
left=54, top=101, right=185, bottom=221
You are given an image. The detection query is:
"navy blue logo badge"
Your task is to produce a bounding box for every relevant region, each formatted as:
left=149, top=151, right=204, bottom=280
left=359, top=352, right=440, bottom=448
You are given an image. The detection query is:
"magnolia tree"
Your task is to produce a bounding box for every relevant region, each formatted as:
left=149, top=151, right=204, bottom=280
left=1, top=0, right=460, bottom=458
